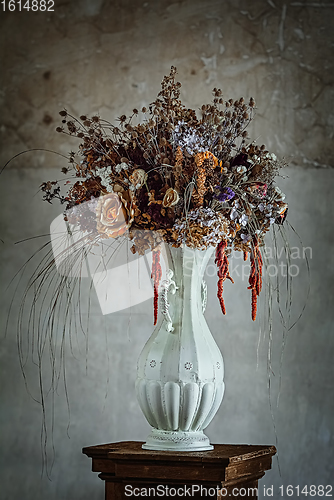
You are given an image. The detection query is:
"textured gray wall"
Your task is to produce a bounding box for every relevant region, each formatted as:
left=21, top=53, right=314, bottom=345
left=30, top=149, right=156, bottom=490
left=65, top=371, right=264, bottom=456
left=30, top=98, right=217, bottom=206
left=1, top=1, right=333, bottom=499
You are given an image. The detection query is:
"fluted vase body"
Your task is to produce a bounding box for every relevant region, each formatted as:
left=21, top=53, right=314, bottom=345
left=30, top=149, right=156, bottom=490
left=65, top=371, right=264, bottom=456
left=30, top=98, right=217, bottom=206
left=136, top=245, right=224, bottom=451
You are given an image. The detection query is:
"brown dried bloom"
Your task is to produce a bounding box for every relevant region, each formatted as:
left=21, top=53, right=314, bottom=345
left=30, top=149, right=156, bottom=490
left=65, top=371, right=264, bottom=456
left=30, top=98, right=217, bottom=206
left=172, top=208, right=229, bottom=250
left=129, top=168, right=148, bottom=188
left=174, top=146, right=183, bottom=191
left=162, top=188, right=179, bottom=208
left=192, top=151, right=218, bottom=207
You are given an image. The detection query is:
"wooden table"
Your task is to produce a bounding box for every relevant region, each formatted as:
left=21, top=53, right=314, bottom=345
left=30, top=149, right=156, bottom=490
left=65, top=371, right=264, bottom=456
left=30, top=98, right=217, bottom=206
left=83, top=441, right=276, bottom=499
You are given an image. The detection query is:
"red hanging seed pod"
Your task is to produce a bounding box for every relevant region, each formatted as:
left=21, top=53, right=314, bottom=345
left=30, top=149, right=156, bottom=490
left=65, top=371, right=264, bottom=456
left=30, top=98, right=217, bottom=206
left=151, top=246, right=162, bottom=325
left=215, top=240, right=234, bottom=315
left=248, top=239, right=263, bottom=321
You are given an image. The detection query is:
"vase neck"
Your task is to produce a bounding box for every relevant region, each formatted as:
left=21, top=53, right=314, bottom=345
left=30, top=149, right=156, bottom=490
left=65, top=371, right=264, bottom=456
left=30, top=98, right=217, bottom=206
left=161, top=245, right=214, bottom=301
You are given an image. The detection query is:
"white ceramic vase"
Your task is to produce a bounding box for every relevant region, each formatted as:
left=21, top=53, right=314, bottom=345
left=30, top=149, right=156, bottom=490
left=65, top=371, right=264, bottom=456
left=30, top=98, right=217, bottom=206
left=136, top=244, right=225, bottom=451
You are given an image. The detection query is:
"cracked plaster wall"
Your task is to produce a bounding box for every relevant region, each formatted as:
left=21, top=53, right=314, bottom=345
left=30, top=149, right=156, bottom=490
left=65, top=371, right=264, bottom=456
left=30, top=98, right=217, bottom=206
left=0, top=1, right=333, bottom=500
left=0, top=0, right=333, bottom=168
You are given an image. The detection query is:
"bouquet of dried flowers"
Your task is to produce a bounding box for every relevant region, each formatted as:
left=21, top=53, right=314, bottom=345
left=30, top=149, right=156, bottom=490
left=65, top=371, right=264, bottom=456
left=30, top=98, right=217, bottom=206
left=41, top=67, right=288, bottom=321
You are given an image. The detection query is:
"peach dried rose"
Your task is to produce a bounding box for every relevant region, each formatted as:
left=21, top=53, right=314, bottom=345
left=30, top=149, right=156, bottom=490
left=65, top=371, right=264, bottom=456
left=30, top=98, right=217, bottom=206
left=162, top=188, right=179, bottom=207
left=129, top=168, right=147, bottom=188
left=96, top=192, right=134, bottom=238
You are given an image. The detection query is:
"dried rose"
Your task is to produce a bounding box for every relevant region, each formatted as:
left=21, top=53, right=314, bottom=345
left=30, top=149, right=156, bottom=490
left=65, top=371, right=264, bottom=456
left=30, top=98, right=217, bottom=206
left=96, top=192, right=134, bottom=238
left=162, top=188, right=179, bottom=208
left=130, top=169, right=148, bottom=189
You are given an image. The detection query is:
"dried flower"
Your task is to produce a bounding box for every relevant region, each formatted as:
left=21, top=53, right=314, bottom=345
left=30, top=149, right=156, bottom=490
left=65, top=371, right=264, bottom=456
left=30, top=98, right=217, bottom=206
left=239, top=214, right=248, bottom=226
left=172, top=208, right=229, bottom=249
left=129, top=169, right=148, bottom=189
left=215, top=187, right=235, bottom=202
left=42, top=67, right=288, bottom=323
left=215, top=240, right=234, bottom=314
left=248, top=239, right=263, bottom=321
left=96, top=192, right=133, bottom=238
left=115, top=162, right=129, bottom=173
left=162, top=188, right=179, bottom=207
left=151, top=247, right=162, bottom=325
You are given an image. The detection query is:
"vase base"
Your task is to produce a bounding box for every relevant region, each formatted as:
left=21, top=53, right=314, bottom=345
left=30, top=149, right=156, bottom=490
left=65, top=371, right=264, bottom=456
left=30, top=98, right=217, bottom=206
left=142, top=429, right=213, bottom=451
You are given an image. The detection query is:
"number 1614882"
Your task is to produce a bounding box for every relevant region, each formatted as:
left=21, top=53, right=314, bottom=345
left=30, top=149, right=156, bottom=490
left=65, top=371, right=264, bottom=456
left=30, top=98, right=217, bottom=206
left=1, top=0, right=54, bottom=11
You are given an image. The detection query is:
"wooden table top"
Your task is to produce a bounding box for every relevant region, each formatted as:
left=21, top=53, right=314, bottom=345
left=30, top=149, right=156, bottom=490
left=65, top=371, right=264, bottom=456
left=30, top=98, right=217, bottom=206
left=83, top=440, right=276, bottom=464
left=83, top=441, right=277, bottom=499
